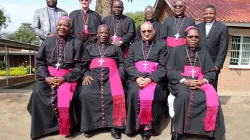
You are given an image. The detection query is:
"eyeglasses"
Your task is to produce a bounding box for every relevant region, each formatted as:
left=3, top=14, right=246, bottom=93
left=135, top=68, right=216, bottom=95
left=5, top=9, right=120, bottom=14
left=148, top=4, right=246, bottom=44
left=187, top=36, right=199, bottom=39
left=173, top=5, right=184, bottom=8
left=79, top=0, right=89, bottom=2
left=141, top=30, right=153, bottom=34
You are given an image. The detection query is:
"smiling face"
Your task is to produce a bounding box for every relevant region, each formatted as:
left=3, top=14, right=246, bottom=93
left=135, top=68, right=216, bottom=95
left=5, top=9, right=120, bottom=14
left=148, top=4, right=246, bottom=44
left=141, top=23, right=155, bottom=41
left=185, top=29, right=200, bottom=49
left=79, top=0, right=91, bottom=9
left=112, top=1, right=124, bottom=16
left=204, top=7, right=216, bottom=23
left=46, top=0, right=57, bottom=8
left=173, top=0, right=186, bottom=16
left=56, top=18, right=71, bottom=38
left=97, top=25, right=110, bottom=44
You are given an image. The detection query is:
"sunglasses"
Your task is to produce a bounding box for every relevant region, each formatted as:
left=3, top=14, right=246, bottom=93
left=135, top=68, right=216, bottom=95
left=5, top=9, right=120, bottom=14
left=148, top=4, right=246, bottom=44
left=141, top=30, right=153, bottom=34
left=187, top=36, right=199, bottom=39
left=173, top=5, right=184, bottom=8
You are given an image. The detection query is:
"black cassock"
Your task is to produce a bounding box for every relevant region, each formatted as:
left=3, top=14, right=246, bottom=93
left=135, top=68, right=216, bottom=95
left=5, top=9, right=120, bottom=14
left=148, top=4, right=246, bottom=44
left=79, top=43, right=125, bottom=132
left=125, top=40, right=168, bottom=135
left=102, top=15, right=135, bottom=53
left=69, top=9, right=101, bottom=43
left=166, top=46, right=225, bottom=140
left=27, top=36, right=89, bottom=139
left=135, top=21, right=162, bottom=40
left=160, top=16, right=195, bottom=42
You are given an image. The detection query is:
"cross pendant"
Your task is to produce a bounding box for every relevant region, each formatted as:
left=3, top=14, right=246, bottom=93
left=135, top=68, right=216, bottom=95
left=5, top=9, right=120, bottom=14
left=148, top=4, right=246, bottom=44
left=175, top=33, right=180, bottom=40
left=56, top=63, right=60, bottom=70
left=142, top=61, right=149, bottom=70
left=99, top=58, right=105, bottom=66
left=113, top=35, right=117, bottom=41
left=190, top=69, right=196, bottom=78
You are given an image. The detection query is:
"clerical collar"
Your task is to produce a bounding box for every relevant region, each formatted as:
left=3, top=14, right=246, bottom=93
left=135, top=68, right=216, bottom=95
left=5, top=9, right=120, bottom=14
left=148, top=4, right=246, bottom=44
left=81, top=8, right=90, bottom=14
left=113, top=14, right=123, bottom=19
left=175, top=15, right=184, bottom=18
left=146, top=19, right=154, bottom=23
left=206, top=20, right=215, bottom=25
left=47, top=7, right=57, bottom=10
left=142, top=40, right=154, bottom=45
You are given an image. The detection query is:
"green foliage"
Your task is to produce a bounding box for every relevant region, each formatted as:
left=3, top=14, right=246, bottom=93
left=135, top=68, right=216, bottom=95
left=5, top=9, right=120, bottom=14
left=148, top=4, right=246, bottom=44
left=26, top=65, right=35, bottom=74
left=0, top=7, right=10, bottom=31
left=5, top=23, right=39, bottom=45
left=125, top=11, right=144, bottom=29
left=0, top=61, right=6, bottom=70
left=0, top=66, right=34, bottom=76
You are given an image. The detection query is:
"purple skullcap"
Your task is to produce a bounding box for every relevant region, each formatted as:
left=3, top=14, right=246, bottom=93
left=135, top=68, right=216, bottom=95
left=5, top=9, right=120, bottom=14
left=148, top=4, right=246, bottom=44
left=185, top=26, right=197, bottom=32
left=59, top=16, right=71, bottom=21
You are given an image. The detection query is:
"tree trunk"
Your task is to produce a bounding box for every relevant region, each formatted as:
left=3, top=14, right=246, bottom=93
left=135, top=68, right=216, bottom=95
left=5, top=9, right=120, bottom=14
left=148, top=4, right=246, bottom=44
left=95, top=0, right=113, bottom=18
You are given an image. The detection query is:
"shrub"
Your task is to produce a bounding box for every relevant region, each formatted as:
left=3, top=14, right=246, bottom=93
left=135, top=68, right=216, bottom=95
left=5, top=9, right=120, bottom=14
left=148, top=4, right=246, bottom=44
left=0, top=61, right=6, bottom=70
left=0, top=66, right=28, bottom=76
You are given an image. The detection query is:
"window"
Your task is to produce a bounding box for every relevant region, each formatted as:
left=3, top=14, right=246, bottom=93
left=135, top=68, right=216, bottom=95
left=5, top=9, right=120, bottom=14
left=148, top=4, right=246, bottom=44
left=230, top=36, right=250, bottom=68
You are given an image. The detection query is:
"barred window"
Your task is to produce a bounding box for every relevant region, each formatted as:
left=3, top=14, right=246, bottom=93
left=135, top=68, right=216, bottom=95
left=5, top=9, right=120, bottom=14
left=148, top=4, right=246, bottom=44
left=230, top=36, right=250, bottom=68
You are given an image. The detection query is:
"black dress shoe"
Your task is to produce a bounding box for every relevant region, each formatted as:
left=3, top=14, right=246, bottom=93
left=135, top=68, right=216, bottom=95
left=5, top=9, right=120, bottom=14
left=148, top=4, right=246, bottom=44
left=111, top=128, right=121, bottom=139
left=84, top=131, right=94, bottom=138
left=141, top=130, right=152, bottom=140
left=171, top=132, right=180, bottom=140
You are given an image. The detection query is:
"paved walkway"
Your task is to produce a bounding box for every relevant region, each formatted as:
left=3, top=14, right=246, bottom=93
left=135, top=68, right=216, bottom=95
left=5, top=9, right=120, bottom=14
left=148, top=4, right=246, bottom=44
left=0, top=90, right=250, bottom=140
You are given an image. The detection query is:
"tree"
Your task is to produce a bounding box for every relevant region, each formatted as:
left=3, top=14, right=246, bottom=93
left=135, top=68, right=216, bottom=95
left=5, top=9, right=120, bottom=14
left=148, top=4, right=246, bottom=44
left=0, top=6, right=10, bottom=31
left=125, top=11, right=144, bottom=29
left=95, top=0, right=133, bottom=18
left=6, top=23, right=39, bottom=45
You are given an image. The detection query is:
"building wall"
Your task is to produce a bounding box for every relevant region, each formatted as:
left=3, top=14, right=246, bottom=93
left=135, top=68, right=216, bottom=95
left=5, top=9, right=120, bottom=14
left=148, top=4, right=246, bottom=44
left=218, top=28, right=250, bottom=94
left=159, top=3, right=250, bottom=94
left=9, top=55, right=35, bottom=68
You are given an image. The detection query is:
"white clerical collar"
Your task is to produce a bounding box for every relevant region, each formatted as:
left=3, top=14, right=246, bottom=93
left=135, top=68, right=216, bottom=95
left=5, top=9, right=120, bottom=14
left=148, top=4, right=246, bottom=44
left=206, top=20, right=215, bottom=25
left=47, top=7, right=57, bottom=10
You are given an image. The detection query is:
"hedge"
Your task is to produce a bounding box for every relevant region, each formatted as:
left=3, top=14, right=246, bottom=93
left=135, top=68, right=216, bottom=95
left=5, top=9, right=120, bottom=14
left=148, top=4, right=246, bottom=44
left=0, top=66, right=34, bottom=76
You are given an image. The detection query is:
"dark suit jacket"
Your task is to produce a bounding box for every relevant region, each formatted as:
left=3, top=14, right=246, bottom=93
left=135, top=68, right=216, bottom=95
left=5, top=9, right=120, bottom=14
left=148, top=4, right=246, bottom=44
left=197, top=20, right=229, bottom=69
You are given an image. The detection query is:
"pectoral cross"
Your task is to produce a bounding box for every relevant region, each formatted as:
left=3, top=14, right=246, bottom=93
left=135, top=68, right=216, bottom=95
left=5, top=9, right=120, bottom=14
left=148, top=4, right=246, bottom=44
left=99, top=58, right=105, bottom=66
left=56, top=63, right=60, bottom=70
left=190, top=69, right=196, bottom=78
left=113, top=35, right=117, bottom=41
left=175, top=33, right=180, bottom=40
left=142, top=61, right=149, bottom=70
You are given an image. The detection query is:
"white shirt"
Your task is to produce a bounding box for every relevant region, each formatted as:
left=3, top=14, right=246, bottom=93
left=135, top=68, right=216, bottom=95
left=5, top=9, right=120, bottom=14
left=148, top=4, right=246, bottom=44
left=205, top=20, right=215, bottom=36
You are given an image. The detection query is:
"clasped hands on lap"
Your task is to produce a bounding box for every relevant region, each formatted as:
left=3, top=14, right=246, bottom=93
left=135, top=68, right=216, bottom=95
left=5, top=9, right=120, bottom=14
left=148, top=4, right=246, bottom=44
left=136, top=77, right=152, bottom=88
left=45, top=77, right=65, bottom=89
left=183, top=79, right=207, bottom=90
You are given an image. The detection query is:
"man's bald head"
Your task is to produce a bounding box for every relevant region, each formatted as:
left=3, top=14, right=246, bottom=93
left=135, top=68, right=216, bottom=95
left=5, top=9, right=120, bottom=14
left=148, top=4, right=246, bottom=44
left=112, top=0, right=124, bottom=16
left=97, top=24, right=110, bottom=44
left=173, top=0, right=186, bottom=16
left=140, top=22, right=155, bottom=41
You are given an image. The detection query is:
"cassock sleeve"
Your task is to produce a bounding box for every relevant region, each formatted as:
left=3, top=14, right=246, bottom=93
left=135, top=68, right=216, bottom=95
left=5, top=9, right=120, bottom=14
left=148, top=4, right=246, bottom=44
left=117, top=47, right=125, bottom=80
left=166, top=48, right=185, bottom=85
left=121, top=18, right=135, bottom=46
left=148, top=46, right=168, bottom=83
left=36, top=41, right=50, bottom=80
left=159, top=19, right=168, bottom=40
left=202, top=51, right=217, bottom=84
left=125, top=46, right=141, bottom=80
left=63, top=41, right=90, bottom=82
left=215, top=26, right=229, bottom=69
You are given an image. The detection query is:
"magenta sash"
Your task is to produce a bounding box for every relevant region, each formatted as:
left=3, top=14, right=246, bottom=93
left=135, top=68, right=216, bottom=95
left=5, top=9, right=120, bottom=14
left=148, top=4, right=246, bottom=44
left=180, top=66, right=219, bottom=131
left=90, top=58, right=126, bottom=126
left=135, top=61, right=158, bottom=125
left=48, top=66, right=77, bottom=136
left=166, top=36, right=186, bottom=47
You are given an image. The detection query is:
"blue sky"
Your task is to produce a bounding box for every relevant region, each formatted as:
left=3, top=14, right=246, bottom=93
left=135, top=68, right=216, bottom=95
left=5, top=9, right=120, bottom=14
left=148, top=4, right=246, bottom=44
left=0, top=0, right=156, bottom=32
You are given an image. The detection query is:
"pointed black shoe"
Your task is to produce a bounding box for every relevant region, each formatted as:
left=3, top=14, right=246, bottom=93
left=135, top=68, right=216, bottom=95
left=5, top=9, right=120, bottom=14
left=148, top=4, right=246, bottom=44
left=84, top=131, right=94, bottom=138
left=141, top=130, right=152, bottom=140
left=171, top=132, right=180, bottom=140
left=111, top=128, right=121, bottom=139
